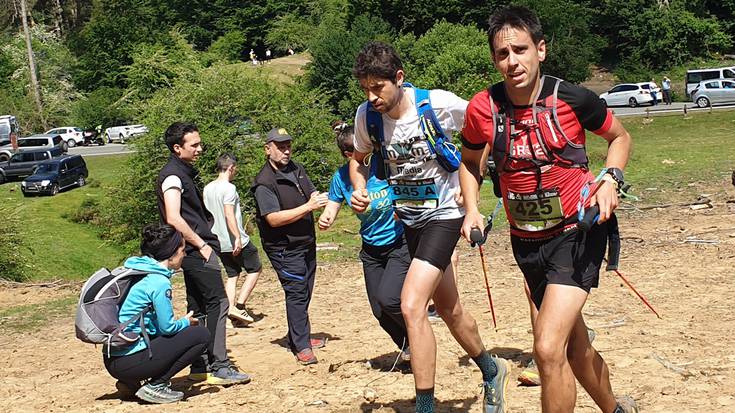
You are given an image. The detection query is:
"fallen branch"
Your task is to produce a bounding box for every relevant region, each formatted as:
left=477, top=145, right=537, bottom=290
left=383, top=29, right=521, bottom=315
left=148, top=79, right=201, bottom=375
left=0, top=279, right=69, bottom=288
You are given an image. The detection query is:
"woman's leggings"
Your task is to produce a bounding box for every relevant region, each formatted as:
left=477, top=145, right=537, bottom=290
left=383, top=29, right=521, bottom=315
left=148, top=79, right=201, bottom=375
left=104, top=325, right=210, bottom=386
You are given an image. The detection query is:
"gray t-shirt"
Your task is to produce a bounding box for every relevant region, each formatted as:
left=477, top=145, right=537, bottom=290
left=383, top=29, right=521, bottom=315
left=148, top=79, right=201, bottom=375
left=203, top=179, right=249, bottom=252
left=353, top=88, right=467, bottom=228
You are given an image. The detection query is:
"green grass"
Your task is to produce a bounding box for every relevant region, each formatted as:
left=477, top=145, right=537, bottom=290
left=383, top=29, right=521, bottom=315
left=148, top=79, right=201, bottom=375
left=0, top=295, right=77, bottom=332
left=0, top=154, right=130, bottom=281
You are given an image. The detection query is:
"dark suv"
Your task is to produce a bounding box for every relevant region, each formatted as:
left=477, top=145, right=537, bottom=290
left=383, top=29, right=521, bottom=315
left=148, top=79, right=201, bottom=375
left=0, top=147, right=64, bottom=184
left=21, top=154, right=88, bottom=196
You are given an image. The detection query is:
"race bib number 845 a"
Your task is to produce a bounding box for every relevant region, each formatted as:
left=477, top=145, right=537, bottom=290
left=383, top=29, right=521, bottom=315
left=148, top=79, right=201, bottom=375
left=388, top=178, right=439, bottom=209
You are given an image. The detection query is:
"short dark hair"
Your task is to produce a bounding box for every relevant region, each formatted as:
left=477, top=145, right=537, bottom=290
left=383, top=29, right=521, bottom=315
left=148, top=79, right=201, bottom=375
left=164, top=121, right=199, bottom=152
left=335, top=125, right=355, bottom=156
left=487, top=6, right=544, bottom=53
left=352, top=41, right=403, bottom=82
left=140, top=223, right=182, bottom=261
left=216, top=153, right=237, bottom=172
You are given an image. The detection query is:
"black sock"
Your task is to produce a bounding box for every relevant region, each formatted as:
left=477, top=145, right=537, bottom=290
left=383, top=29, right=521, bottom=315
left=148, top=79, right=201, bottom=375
left=472, top=350, right=498, bottom=382
left=415, top=388, right=434, bottom=413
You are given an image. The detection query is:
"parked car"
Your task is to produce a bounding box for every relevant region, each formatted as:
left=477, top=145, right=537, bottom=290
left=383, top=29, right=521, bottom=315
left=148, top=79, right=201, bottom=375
left=0, top=115, right=20, bottom=161
left=21, top=154, right=88, bottom=196
left=600, top=83, right=661, bottom=107
left=104, top=124, right=148, bottom=143
left=690, top=78, right=735, bottom=108
left=0, top=148, right=64, bottom=184
left=685, top=66, right=735, bottom=97
left=45, top=126, right=85, bottom=147
left=18, top=134, right=68, bottom=152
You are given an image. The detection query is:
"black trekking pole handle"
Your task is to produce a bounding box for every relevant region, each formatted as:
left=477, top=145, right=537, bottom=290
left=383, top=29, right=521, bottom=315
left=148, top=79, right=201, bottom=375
left=578, top=205, right=600, bottom=232
left=470, top=227, right=485, bottom=247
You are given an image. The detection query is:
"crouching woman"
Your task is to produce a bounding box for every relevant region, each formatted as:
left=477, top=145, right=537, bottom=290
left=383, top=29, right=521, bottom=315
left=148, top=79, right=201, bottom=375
left=104, top=223, right=210, bottom=404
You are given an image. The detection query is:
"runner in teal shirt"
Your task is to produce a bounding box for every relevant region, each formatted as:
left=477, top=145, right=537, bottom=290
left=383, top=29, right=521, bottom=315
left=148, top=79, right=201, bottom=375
left=319, top=124, right=410, bottom=359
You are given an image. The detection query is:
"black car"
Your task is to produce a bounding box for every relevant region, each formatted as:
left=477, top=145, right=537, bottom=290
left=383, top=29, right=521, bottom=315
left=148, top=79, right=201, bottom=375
left=21, top=154, right=88, bottom=196
left=0, top=147, right=64, bottom=184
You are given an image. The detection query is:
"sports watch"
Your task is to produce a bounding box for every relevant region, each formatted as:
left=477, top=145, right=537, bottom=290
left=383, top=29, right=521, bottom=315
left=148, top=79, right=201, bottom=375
left=605, top=167, right=625, bottom=189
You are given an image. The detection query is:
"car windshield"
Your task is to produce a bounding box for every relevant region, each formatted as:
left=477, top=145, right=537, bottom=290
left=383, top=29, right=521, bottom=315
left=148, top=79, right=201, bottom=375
left=36, top=163, right=59, bottom=173
left=0, top=123, right=9, bottom=135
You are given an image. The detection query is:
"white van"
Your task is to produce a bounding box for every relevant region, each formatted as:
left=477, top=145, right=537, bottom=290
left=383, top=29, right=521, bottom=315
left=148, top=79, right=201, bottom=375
left=685, top=66, right=735, bottom=97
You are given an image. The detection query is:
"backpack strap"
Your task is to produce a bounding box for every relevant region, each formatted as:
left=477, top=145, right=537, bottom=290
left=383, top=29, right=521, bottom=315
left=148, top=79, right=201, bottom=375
left=545, top=75, right=583, bottom=149
left=414, top=86, right=461, bottom=171
left=366, top=103, right=390, bottom=180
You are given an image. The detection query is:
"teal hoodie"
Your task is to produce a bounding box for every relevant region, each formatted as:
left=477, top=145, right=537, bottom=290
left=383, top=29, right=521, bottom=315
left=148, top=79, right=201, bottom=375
left=108, top=256, right=190, bottom=357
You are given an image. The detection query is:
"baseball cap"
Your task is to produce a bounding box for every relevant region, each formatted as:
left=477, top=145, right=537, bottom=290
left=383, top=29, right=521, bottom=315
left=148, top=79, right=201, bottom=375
left=266, top=127, right=292, bottom=143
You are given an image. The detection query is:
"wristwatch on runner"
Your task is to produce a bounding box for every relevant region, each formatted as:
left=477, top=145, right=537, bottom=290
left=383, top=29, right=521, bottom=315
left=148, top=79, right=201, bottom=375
left=605, top=168, right=625, bottom=191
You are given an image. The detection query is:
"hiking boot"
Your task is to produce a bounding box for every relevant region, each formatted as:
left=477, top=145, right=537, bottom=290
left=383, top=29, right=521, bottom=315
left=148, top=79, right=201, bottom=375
left=296, top=348, right=318, bottom=365
left=310, top=337, right=327, bottom=349
left=427, top=304, right=441, bottom=322
left=115, top=380, right=141, bottom=398
left=399, top=346, right=411, bottom=363
left=134, top=382, right=184, bottom=404
left=614, top=395, right=639, bottom=413
left=207, top=365, right=251, bottom=385
left=483, top=357, right=511, bottom=413
left=517, top=358, right=541, bottom=386
left=228, top=308, right=254, bottom=324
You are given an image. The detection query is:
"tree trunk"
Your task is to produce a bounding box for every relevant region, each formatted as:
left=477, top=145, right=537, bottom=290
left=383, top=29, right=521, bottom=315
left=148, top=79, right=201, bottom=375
left=18, top=0, right=46, bottom=129
left=52, top=0, right=64, bottom=36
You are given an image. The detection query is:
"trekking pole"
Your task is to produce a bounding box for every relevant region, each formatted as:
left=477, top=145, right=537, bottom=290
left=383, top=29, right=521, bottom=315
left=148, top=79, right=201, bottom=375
left=580, top=206, right=661, bottom=319
left=470, top=227, right=497, bottom=331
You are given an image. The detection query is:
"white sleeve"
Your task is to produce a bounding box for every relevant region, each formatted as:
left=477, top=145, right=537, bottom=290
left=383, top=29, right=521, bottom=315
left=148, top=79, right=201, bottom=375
left=429, top=89, right=469, bottom=134
left=352, top=102, right=373, bottom=154
left=223, top=184, right=238, bottom=205
left=161, top=175, right=182, bottom=193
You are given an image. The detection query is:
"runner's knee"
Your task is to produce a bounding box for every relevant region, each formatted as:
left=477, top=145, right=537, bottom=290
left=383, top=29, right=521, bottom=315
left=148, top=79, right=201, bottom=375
left=533, top=338, right=567, bottom=368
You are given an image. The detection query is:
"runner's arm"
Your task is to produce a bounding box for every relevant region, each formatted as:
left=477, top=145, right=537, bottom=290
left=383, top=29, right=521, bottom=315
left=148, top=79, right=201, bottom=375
left=349, top=151, right=371, bottom=213
left=591, top=116, right=632, bottom=223
left=318, top=201, right=342, bottom=230
left=459, top=145, right=486, bottom=241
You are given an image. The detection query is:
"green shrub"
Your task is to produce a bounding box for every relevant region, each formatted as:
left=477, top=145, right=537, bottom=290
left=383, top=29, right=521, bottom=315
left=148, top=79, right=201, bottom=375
left=205, top=30, right=247, bottom=64
left=69, top=87, right=129, bottom=130
left=99, top=65, right=342, bottom=245
left=0, top=203, right=30, bottom=282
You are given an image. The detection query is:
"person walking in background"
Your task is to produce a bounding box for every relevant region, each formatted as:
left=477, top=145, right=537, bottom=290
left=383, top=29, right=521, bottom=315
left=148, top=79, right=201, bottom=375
left=650, top=78, right=659, bottom=105
left=104, top=223, right=210, bottom=404
left=318, top=122, right=411, bottom=363
left=204, top=153, right=262, bottom=326
left=156, top=122, right=251, bottom=385
left=251, top=127, right=329, bottom=365
left=662, top=76, right=672, bottom=105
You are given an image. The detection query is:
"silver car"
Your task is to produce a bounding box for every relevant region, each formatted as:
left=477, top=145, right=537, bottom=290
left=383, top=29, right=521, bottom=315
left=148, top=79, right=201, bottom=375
left=690, top=79, right=735, bottom=108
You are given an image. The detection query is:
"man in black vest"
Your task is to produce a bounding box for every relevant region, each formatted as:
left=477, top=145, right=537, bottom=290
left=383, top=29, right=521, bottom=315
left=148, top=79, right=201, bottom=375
left=156, top=121, right=250, bottom=385
left=252, top=127, right=328, bottom=365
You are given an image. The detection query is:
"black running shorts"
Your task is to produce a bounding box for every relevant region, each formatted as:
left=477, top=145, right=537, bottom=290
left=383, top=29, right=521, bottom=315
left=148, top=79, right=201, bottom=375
left=403, top=217, right=463, bottom=272
left=220, top=241, right=262, bottom=277
left=511, top=223, right=608, bottom=309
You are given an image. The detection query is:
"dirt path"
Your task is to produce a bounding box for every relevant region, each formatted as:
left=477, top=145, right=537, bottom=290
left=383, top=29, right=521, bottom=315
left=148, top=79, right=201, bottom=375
left=1, top=185, right=734, bottom=412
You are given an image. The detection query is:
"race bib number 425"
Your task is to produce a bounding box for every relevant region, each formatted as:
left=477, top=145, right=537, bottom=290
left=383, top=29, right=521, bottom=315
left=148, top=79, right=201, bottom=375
left=506, top=189, right=564, bottom=231
left=388, top=178, right=439, bottom=209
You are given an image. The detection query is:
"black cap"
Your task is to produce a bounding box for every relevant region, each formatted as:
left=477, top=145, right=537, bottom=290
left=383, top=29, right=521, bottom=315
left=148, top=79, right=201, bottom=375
left=266, top=127, right=292, bottom=143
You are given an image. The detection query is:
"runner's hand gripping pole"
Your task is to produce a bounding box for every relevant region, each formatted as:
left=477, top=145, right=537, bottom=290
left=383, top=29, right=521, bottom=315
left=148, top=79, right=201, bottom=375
left=470, top=227, right=498, bottom=331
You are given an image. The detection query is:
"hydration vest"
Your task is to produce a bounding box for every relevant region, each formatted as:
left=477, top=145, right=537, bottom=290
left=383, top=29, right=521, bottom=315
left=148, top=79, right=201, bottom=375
left=487, top=75, right=589, bottom=184
left=366, top=84, right=461, bottom=180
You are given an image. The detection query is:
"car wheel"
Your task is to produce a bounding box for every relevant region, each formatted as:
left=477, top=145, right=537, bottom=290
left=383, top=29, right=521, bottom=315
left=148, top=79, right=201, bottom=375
left=696, top=96, right=710, bottom=108
left=628, top=97, right=638, bottom=108
left=0, top=154, right=8, bottom=162
left=119, top=134, right=125, bottom=144
left=67, top=139, right=76, bottom=148
left=0, top=174, right=5, bottom=184
left=22, top=190, right=31, bottom=198
left=77, top=175, right=86, bottom=187
left=50, top=183, right=59, bottom=196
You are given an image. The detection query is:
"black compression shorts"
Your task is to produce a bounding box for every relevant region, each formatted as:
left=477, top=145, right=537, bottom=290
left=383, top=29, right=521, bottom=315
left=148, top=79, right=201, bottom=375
left=403, top=217, right=463, bottom=272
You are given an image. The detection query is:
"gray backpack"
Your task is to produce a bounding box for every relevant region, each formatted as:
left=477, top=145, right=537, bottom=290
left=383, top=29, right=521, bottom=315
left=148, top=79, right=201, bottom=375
left=74, top=267, right=152, bottom=358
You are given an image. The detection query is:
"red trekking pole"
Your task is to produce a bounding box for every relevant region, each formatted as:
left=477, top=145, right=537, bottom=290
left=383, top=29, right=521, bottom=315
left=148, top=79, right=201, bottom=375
left=470, top=227, right=497, bottom=331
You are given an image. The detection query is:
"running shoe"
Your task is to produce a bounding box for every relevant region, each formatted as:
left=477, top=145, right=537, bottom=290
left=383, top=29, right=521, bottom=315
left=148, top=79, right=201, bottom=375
left=614, top=395, right=639, bottom=413
left=207, top=365, right=251, bottom=385
left=228, top=308, right=254, bottom=324
left=400, top=346, right=411, bottom=363
left=310, top=337, right=327, bottom=349
left=134, top=382, right=184, bottom=404
left=517, top=359, right=541, bottom=386
left=296, top=348, right=318, bottom=365
left=188, top=361, right=209, bottom=381
left=483, top=356, right=511, bottom=413
left=427, top=304, right=441, bottom=322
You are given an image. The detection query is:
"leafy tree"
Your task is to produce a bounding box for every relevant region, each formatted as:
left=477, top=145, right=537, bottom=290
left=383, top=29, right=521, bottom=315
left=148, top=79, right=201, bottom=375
left=99, top=65, right=342, bottom=245
left=265, top=12, right=316, bottom=53
left=69, top=86, right=129, bottom=129
left=205, top=30, right=247, bottom=63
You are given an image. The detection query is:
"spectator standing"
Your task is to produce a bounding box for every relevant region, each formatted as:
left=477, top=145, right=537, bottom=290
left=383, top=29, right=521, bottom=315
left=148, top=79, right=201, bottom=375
left=662, top=76, right=672, bottom=105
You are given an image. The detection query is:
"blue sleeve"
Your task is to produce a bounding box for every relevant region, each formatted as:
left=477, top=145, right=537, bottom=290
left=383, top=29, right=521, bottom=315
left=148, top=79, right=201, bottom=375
left=328, top=170, right=346, bottom=203
left=150, top=277, right=189, bottom=335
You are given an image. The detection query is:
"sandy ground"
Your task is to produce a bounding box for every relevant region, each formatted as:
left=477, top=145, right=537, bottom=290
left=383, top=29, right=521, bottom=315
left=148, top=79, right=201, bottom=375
left=1, top=181, right=734, bottom=412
